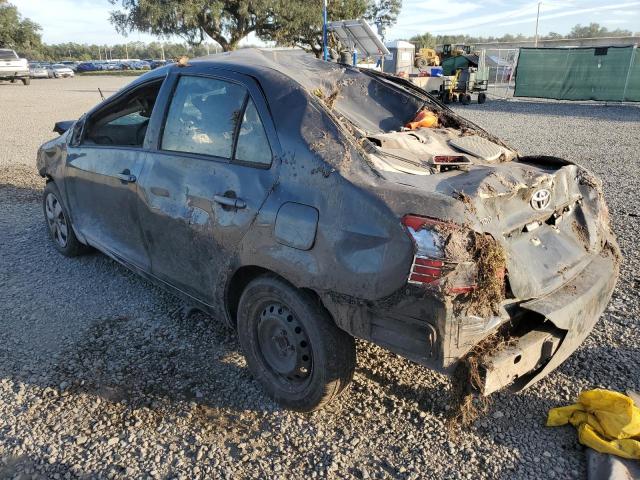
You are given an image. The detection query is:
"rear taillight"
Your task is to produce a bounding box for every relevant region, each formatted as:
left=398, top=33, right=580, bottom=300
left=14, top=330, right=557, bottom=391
left=402, top=215, right=446, bottom=286
left=409, top=257, right=444, bottom=284
left=402, top=215, right=477, bottom=292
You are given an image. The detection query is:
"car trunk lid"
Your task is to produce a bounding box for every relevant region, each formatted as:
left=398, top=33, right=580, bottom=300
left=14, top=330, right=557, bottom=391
left=376, top=155, right=609, bottom=301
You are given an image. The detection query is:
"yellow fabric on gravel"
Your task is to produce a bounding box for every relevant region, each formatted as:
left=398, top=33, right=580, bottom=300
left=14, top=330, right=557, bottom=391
left=547, top=389, right=640, bottom=460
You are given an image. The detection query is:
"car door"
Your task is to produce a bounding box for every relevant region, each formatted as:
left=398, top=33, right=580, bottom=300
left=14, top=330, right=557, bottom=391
left=136, top=71, right=280, bottom=304
left=64, top=78, right=165, bottom=270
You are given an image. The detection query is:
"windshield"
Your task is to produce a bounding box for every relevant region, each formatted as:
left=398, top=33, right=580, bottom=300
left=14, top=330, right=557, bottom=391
left=0, top=50, right=18, bottom=61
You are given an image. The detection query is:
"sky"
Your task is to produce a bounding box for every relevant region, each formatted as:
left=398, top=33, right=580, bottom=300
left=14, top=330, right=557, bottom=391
left=10, top=0, right=640, bottom=46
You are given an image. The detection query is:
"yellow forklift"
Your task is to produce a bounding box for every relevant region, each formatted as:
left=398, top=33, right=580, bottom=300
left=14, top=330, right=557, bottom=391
left=439, top=68, right=488, bottom=105
left=437, top=45, right=488, bottom=105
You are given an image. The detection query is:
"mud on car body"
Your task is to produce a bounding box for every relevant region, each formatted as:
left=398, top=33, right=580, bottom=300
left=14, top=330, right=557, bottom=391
left=37, top=49, right=620, bottom=411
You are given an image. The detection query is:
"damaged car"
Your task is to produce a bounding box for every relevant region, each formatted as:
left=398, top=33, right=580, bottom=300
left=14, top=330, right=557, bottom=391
left=36, top=49, right=620, bottom=412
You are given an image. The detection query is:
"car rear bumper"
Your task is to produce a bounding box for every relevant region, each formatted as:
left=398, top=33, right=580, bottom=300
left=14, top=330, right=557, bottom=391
left=482, top=245, right=619, bottom=394
left=0, top=70, right=29, bottom=79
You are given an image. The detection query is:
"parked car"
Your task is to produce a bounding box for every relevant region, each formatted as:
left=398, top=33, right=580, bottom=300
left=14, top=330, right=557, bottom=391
left=47, top=64, right=75, bottom=78
left=58, top=61, right=80, bottom=72
left=0, top=48, right=30, bottom=85
left=36, top=50, right=620, bottom=412
left=150, top=59, right=172, bottom=69
left=76, top=62, right=99, bottom=72
left=29, top=62, right=50, bottom=79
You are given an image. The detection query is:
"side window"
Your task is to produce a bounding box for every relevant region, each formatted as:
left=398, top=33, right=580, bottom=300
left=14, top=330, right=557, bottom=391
left=162, top=76, right=246, bottom=159
left=235, top=98, right=272, bottom=166
left=84, top=81, right=162, bottom=147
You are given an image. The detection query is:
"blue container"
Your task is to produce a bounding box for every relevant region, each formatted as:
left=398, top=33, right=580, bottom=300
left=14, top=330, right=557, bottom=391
left=430, top=66, right=443, bottom=77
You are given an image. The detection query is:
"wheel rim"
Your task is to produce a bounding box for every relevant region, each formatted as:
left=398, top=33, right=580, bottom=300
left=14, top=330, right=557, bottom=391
left=256, top=302, right=313, bottom=385
left=45, top=192, right=68, bottom=248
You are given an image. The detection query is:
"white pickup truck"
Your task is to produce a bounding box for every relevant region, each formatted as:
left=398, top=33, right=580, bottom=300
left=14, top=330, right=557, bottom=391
left=0, top=48, right=30, bottom=85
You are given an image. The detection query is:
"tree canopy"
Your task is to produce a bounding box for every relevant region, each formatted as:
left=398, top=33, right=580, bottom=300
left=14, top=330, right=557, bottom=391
left=260, top=0, right=402, bottom=57
left=569, top=23, right=632, bottom=39
left=109, top=0, right=403, bottom=56
left=409, top=23, right=635, bottom=49
left=0, top=2, right=43, bottom=57
left=259, top=0, right=366, bottom=57
left=109, top=0, right=280, bottom=52
left=366, top=0, right=402, bottom=28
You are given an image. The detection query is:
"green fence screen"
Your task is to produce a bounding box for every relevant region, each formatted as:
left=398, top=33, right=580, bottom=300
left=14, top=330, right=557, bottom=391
left=514, top=46, right=639, bottom=102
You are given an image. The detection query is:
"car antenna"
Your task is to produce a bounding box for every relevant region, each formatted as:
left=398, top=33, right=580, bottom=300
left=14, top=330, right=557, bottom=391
left=98, top=88, right=105, bottom=101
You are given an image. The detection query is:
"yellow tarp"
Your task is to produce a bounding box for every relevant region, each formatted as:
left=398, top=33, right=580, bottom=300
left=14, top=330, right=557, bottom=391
left=547, top=389, right=640, bottom=460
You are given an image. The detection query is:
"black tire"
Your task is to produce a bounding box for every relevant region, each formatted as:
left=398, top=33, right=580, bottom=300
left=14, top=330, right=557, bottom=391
left=43, top=182, right=88, bottom=257
left=22, top=77, right=30, bottom=86
left=478, top=92, right=487, bottom=104
left=10, top=78, right=16, bottom=83
left=460, top=94, right=471, bottom=105
left=237, top=274, right=356, bottom=412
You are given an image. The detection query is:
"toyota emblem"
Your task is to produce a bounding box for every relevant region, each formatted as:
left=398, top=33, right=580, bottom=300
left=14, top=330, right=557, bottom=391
left=530, top=188, right=551, bottom=210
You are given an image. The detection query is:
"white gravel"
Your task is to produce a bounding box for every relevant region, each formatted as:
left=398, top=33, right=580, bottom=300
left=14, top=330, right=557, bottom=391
left=0, top=77, right=638, bottom=479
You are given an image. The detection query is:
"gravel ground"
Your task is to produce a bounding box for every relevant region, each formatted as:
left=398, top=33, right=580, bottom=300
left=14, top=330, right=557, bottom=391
left=1, top=77, right=639, bottom=480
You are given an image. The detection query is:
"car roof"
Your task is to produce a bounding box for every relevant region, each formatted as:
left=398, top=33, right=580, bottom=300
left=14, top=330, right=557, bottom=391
left=132, top=48, right=427, bottom=134
left=136, top=48, right=349, bottom=91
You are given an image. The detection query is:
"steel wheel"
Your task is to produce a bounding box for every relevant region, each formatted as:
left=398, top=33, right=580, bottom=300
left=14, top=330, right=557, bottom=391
left=257, top=302, right=313, bottom=386
left=45, top=192, right=68, bottom=248
left=237, top=274, right=356, bottom=411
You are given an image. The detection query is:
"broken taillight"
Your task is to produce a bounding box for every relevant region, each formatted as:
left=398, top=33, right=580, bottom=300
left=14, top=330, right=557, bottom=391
left=402, top=215, right=477, bottom=292
left=402, top=215, right=446, bottom=286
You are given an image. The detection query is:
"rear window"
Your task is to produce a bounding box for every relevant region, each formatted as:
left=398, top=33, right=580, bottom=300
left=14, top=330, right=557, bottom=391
left=161, top=75, right=273, bottom=166
left=162, top=76, right=247, bottom=159
left=0, top=50, right=18, bottom=61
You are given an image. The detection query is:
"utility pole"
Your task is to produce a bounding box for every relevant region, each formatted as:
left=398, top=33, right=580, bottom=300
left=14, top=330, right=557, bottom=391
left=534, top=2, right=542, bottom=47
left=323, top=0, right=328, bottom=60
left=125, top=43, right=129, bottom=60
left=161, top=44, right=165, bottom=61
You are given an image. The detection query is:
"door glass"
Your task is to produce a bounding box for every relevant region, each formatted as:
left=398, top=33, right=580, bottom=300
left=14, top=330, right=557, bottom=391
left=235, top=98, right=272, bottom=166
left=84, top=81, right=162, bottom=147
left=162, top=76, right=247, bottom=159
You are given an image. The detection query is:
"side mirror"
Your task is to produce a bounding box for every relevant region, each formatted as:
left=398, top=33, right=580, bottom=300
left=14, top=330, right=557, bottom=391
left=53, top=120, right=75, bottom=135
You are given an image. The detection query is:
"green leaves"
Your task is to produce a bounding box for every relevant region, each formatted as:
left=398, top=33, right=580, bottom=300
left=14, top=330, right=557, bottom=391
left=108, top=0, right=401, bottom=54
left=109, top=0, right=280, bottom=51
left=0, top=2, right=43, bottom=56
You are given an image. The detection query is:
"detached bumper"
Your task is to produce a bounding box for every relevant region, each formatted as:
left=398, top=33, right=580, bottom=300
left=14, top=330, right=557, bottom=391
left=483, top=247, right=619, bottom=394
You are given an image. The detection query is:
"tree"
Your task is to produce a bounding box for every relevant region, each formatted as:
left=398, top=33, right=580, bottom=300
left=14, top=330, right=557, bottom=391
left=0, top=2, right=43, bottom=57
left=409, top=32, right=435, bottom=49
left=365, top=0, right=402, bottom=28
left=259, top=0, right=369, bottom=57
left=109, top=0, right=280, bottom=51
left=569, top=23, right=632, bottom=39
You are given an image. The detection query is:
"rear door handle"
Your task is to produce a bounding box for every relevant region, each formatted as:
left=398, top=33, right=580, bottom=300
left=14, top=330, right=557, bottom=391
left=116, top=169, right=136, bottom=183
left=213, top=194, right=246, bottom=209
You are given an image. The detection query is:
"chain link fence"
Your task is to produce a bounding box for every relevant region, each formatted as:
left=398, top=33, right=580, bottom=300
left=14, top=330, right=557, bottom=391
left=477, top=48, right=519, bottom=99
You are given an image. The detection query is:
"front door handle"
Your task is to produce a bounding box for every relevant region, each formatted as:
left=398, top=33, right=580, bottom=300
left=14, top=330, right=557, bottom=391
left=116, top=169, right=136, bottom=183
left=213, top=194, right=246, bottom=209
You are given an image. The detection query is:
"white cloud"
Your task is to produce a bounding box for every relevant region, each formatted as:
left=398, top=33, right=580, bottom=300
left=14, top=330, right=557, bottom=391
left=497, top=1, right=640, bottom=28
left=395, top=1, right=563, bottom=33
